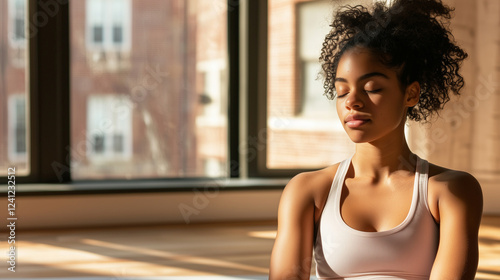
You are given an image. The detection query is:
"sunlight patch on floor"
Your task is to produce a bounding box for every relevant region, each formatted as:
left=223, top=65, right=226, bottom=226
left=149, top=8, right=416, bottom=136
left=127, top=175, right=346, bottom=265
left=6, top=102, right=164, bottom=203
left=247, top=230, right=277, bottom=239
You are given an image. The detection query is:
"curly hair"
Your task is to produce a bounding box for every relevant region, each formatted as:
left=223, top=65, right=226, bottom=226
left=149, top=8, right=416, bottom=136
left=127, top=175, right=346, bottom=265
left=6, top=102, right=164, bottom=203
left=320, top=0, right=468, bottom=122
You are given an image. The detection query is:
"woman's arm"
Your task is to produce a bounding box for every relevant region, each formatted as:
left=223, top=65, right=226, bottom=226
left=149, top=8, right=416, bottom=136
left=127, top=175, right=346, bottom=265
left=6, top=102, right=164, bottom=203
left=429, top=171, right=483, bottom=280
left=269, top=173, right=316, bottom=280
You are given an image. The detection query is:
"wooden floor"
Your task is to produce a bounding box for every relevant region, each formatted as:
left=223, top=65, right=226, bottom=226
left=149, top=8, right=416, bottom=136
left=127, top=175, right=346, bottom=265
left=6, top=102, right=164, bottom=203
left=1, top=216, right=499, bottom=279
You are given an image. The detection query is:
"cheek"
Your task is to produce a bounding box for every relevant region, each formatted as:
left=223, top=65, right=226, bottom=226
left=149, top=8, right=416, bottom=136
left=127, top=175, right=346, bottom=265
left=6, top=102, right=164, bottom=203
left=336, top=99, right=344, bottom=117
left=377, top=96, right=407, bottom=120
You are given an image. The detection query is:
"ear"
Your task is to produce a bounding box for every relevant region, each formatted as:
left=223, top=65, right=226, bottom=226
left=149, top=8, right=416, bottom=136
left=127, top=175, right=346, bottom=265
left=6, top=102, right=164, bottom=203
left=404, top=81, right=420, bottom=107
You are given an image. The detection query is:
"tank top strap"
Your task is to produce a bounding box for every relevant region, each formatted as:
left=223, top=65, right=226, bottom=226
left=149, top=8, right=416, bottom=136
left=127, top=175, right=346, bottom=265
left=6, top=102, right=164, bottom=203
left=328, top=156, right=352, bottom=198
left=326, top=155, right=430, bottom=216
left=416, top=156, right=431, bottom=212
left=314, top=154, right=439, bottom=279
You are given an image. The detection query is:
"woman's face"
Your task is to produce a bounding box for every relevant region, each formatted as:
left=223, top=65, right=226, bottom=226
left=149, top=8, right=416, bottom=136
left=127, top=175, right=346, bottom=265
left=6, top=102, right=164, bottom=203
left=334, top=47, right=418, bottom=144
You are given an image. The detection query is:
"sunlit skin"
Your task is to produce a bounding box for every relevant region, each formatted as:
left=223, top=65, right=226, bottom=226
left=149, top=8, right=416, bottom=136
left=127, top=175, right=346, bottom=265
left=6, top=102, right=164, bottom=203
left=269, top=47, right=483, bottom=280
left=335, top=47, right=418, bottom=146
left=333, top=47, right=421, bottom=232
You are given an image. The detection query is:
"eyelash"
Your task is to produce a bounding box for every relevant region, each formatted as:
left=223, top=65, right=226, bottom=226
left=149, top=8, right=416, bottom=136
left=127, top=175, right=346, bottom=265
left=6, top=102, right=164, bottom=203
left=337, top=89, right=382, bottom=98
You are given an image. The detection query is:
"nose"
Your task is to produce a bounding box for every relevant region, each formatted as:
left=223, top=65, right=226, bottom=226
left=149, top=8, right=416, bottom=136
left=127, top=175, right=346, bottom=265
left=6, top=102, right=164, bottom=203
left=344, top=89, right=364, bottom=110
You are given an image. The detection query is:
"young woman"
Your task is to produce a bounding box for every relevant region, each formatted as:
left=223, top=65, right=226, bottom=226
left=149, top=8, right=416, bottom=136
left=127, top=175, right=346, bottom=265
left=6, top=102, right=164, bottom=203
left=269, top=0, right=483, bottom=279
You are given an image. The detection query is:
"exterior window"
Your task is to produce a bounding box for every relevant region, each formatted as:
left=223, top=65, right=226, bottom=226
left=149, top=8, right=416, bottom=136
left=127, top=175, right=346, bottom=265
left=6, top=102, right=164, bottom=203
left=92, top=25, right=104, bottom=44
left=1, top=0, right=29, bottom=175
left=113, top=134, right=124, bottom=153
left=298, top=1, right=336, bottom=118
left=112, top=25, right=123, bottom=44
left=13, top=1, right=24, bottom=41
left=197, top=60, right=228, bottom=177
left=85, top=0, right=131, bottom=72
left=9, top=0, right=26, bottom=46
left=93, top=134, right=105, bottom=153
left=8, top=94, right=27, bottom=162
left=86, top=0, right=130, bottom=51
left=86, top=95, right=132, bottom=161
left=7, top=0, right=26, bottom=67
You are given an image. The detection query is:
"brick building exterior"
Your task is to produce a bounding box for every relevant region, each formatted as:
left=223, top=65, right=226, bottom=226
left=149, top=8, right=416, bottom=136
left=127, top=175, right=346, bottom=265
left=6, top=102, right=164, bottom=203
left=0, top=0, right=29, bottom=175
left=0, top=0, right=228, bottom=179
left=68, top=0, right=228, bottom=179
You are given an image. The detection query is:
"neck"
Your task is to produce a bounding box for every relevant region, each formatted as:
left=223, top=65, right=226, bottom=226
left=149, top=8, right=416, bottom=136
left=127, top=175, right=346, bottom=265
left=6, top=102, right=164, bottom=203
left=352, top=128, right=416, bottom=180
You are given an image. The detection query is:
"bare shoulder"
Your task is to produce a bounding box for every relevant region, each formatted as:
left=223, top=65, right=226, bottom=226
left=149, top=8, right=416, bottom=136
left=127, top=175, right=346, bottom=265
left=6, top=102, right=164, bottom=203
left=281, top=162, right=341, bottom=222
left=428, top=163, right=482, bottom=199
left=427, top=162, right=483, bottom=222
left=271, top=163, right=341, bottom=277
left=425, top=164, right=483, bottom=279
left=286, top=162, right=339, bottom=192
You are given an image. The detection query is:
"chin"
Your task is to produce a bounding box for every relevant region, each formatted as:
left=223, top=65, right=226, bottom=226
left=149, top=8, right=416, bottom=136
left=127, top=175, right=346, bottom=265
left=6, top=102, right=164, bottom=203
left=349, top=138, right=371, bottom=144
left=345, top=130, right=378, bottom=144
left=346, top=133, right=371, bottom=143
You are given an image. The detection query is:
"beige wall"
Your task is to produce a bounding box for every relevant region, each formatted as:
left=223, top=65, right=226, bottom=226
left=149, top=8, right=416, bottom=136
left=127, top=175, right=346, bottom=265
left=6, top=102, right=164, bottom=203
left=1, top=189, right=282, bottom=230
left=408, top=0, right=500, bottom=213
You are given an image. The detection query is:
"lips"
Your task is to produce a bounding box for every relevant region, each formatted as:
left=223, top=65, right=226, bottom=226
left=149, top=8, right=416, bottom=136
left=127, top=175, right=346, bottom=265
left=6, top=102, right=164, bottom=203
left=345, top=114, right=371, bottom=128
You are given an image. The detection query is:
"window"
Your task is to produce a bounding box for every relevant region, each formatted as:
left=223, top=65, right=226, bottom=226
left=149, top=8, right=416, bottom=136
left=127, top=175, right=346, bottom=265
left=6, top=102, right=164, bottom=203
left=86, top=95, right=132, bottom=160
left=266, top=0, right=365, bottom=170
left=86, top=0, right=130, bottom=51
left=92, top=25, right=103, bottom=43
left=8, top=0, right=26, bottom=46
left=8, top=94, right=27, bottom=161
left=0, top=0, right=495, bottom=191
left=71, top=0, right=229, bottom=179
left=112, top=25, right=123, bottom=44
left=0, top=0, right=29, bottom=176
left=298, top=1, right=336, bottom=118
left=85, top=0, right=131, bottom=72
left=7, top=0, right=26, bottom=67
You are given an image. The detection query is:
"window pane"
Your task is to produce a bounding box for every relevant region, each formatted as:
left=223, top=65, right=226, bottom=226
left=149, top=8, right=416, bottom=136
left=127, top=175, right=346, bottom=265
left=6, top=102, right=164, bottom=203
left=112, top=25, right=122, bottom=44
left=0, top=0, right=30, bottom=175
left=14, top=97, right=26, bottom=153
left=70, top=0, right=228, bottom=179
left=267, top=0, right=373, bottom=169
left=92, top=25, right=103, bottom=43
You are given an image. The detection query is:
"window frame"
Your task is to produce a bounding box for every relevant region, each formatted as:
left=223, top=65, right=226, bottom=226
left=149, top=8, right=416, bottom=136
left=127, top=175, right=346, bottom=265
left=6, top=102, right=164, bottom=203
left=13, top=0, right=309, bottom=192
left=24, top=0, right=71, bottom=184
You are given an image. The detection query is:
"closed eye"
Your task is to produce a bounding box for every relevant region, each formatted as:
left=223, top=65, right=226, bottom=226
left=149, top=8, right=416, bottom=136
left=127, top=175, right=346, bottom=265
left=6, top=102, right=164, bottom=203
left=365, top=89, right=382, bottom=94
left=337, top=92, right=348, bottom=98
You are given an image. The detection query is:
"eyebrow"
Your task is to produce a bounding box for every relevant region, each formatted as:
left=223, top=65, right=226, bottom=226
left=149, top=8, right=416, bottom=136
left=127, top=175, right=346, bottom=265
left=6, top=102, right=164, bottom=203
left=334, top=72, right=390, bottom=83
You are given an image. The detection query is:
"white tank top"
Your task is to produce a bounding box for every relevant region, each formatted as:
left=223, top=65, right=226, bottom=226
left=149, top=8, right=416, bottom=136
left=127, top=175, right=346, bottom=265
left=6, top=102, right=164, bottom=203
left=314, top=155, right=439, bottom=279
